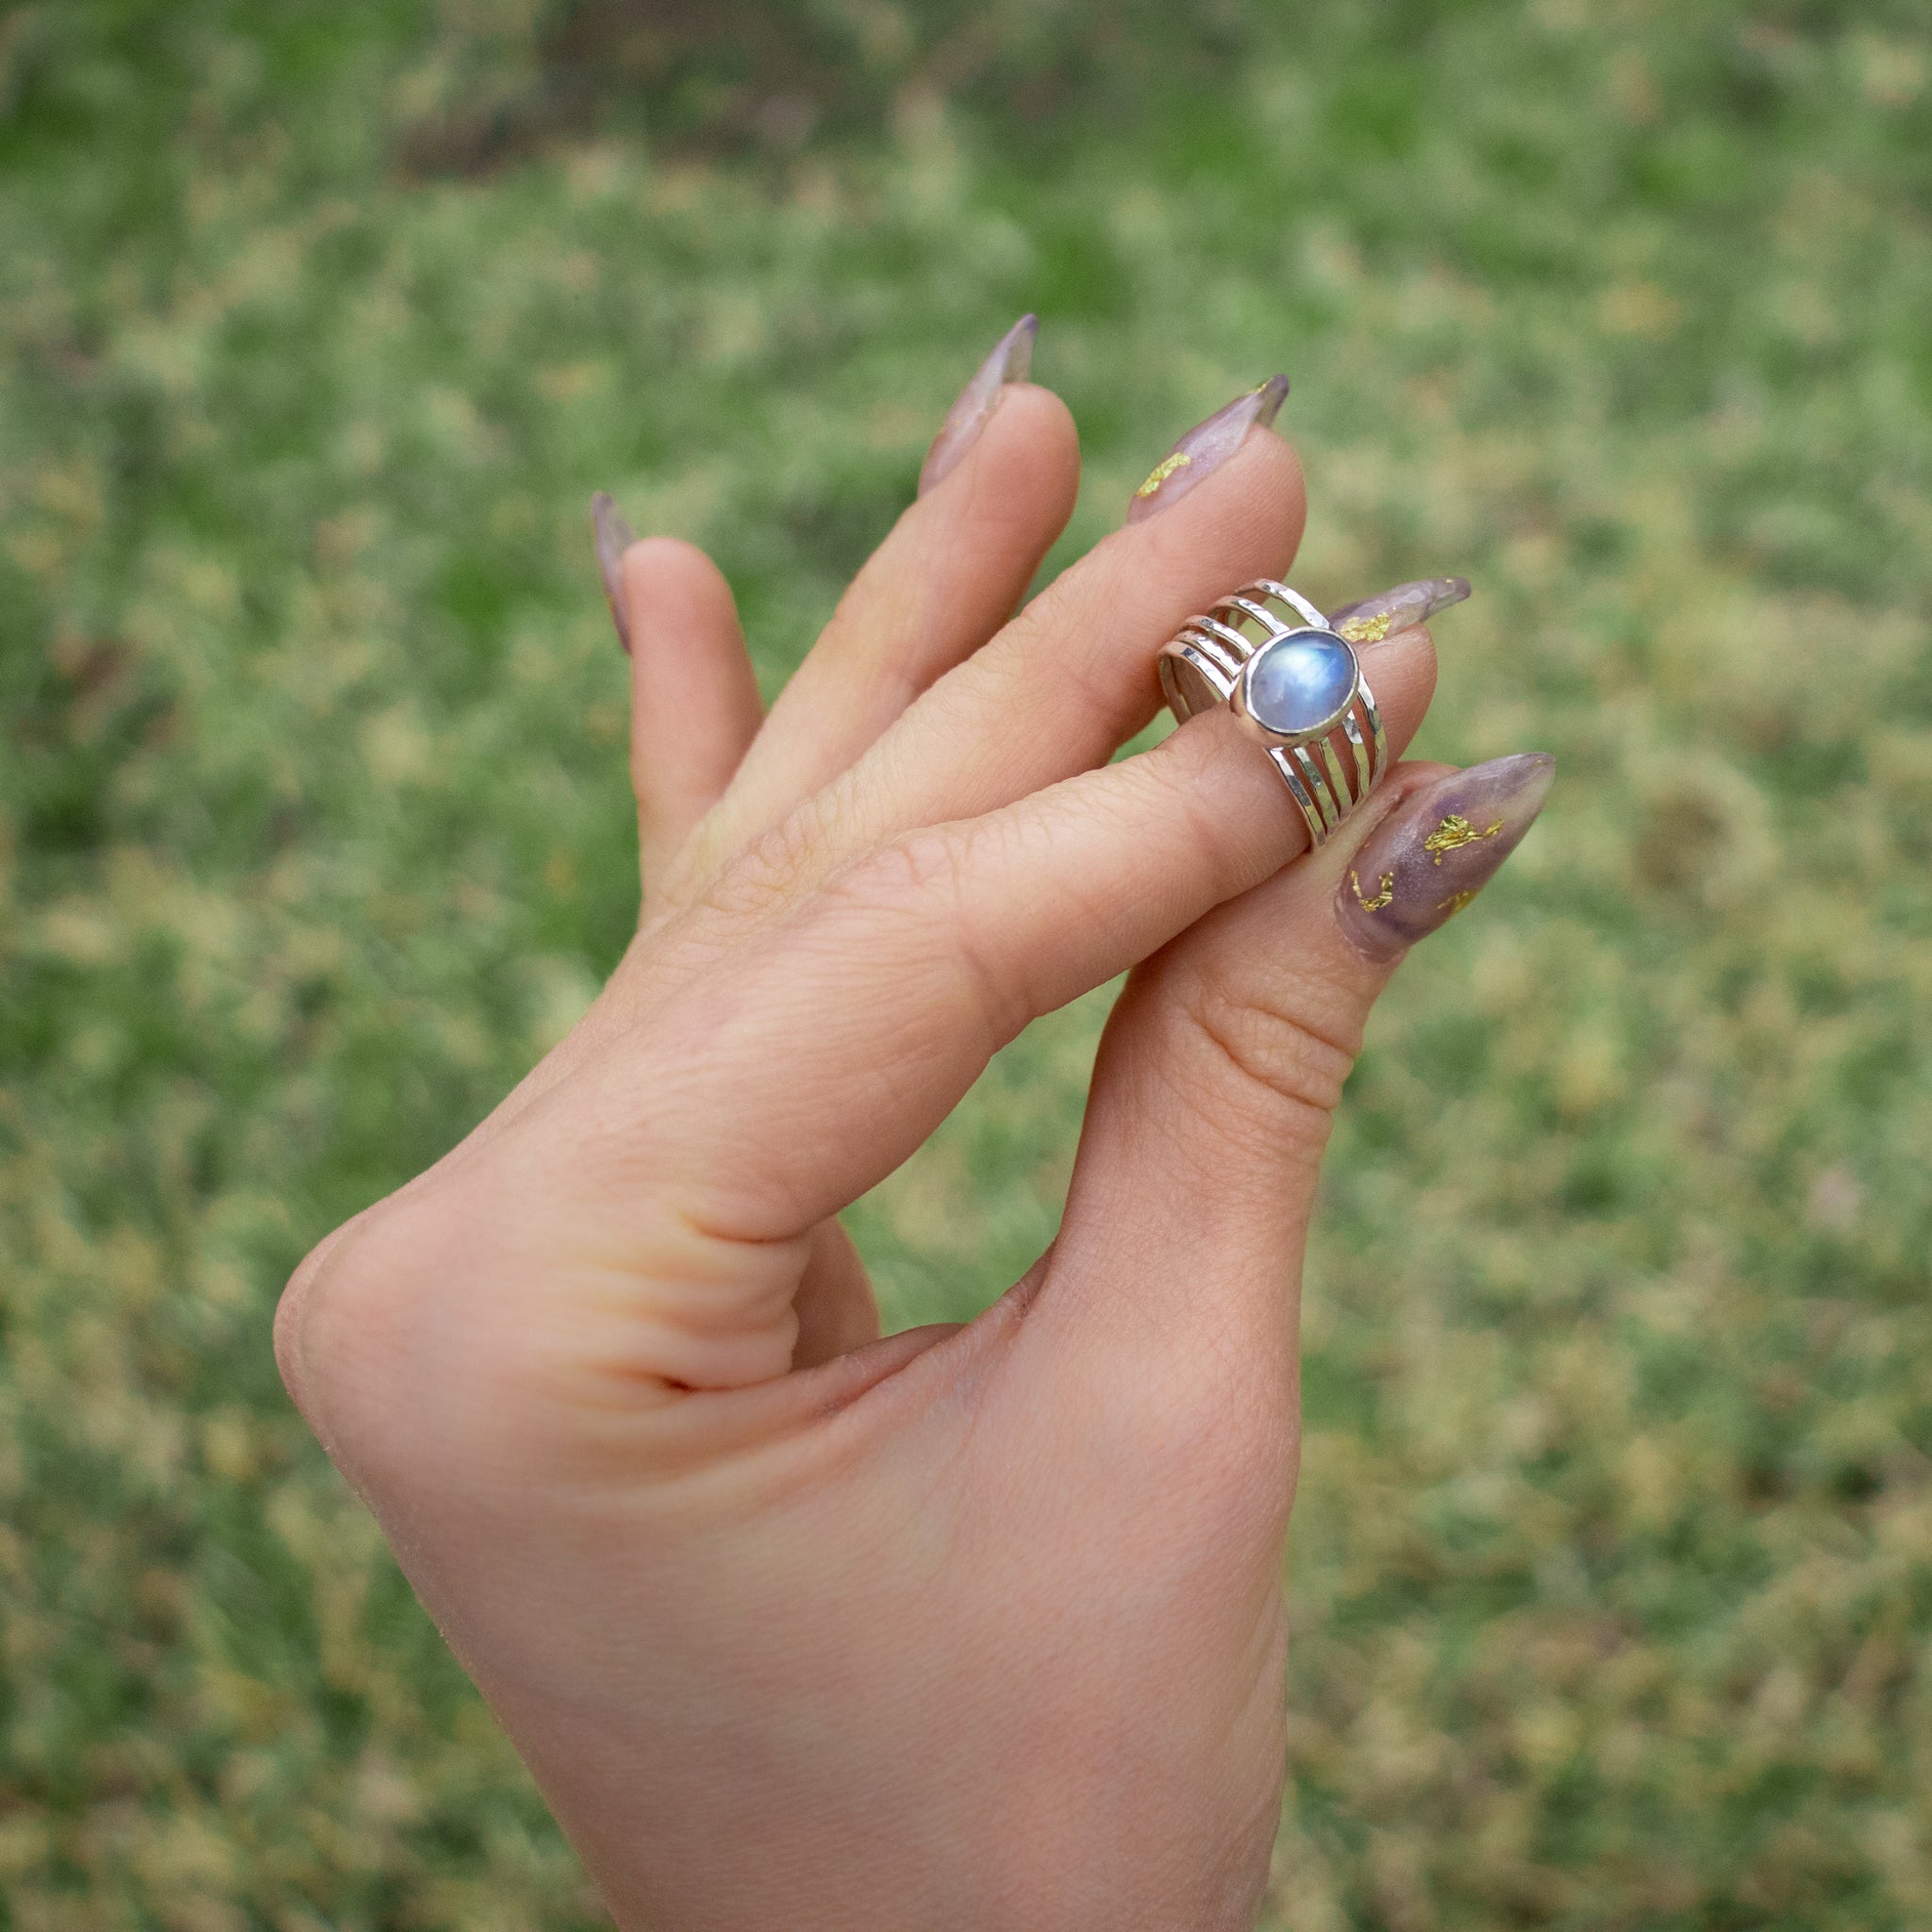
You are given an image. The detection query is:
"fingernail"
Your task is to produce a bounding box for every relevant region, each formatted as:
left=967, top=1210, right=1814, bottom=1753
left=1329, top=575, right=1472, bottom=644
left=918, top=314, right=1038, bottom=495
left=591, top=491, right=637, bottom=655
left=1337, top=754, right=1555, bottom=962
left=1126, top=375, right=1290, bottom=524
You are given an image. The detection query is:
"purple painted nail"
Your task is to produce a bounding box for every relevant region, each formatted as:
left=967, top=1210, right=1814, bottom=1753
left=1126, top=375, right=1290, bottom=524
left=1337, top=754, right=1555, bottom=961
left=591, top=491, right=637, bottom=655
left=1329, top=576, right=1472, bottom=644
left=919, top=314, right=1038, bottom=495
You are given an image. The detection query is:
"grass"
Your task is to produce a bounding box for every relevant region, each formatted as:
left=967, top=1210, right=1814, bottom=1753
left=3, top=0, right=1931, bottom=1924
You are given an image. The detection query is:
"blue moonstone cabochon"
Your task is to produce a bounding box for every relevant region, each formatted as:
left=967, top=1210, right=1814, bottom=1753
left=1244, top=629, right=1357, bottom=737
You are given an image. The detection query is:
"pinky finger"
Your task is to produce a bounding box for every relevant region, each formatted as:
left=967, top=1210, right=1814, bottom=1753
left=594, top=494, right=764, bottom=897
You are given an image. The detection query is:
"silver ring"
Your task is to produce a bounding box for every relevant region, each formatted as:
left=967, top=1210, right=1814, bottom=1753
left=1158, top=579, right=1388, bottom=848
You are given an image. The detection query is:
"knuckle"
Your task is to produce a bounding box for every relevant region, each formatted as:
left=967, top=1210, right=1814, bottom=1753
left=868, top=821, right=979, bottom=905
left=1024, top=576, right=1135, bottom=720
left=1170, top=974, right=1359, bottom=1156
left=274, top=1184, right=458, bottom=1461
left=819, top=823, right=1036, bottom=1046
left=277, top=1171, right=585, bottom=1497
left=701, top=799, right=833, bottom=924
left=732, top=811, right=818, bottom=909
left=969, top=563, right=1128, bottom=731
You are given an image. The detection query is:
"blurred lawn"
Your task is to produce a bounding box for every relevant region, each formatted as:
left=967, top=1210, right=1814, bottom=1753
left=5, top=1, right=1932, bottom=1925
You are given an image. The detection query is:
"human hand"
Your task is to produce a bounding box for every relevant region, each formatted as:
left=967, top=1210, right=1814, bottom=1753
left=275, top=324, right=1550, bottom=1931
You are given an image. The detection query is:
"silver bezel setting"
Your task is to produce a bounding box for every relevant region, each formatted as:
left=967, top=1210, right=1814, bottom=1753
left=1157, top=578, right=1389, bottom=849
left=1230, top=626, right=1362, bottom=746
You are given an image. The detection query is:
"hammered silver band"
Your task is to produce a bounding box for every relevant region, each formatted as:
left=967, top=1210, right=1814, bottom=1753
left=1158, top=578, right=1388, bottom=848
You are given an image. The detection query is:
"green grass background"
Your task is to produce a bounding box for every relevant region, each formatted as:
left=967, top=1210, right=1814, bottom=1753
left=5, top=1, right=1931, bottom=1924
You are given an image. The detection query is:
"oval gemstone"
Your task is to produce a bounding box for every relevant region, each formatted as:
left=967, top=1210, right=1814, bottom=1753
left=1245, top=629, right=1357, bottom=737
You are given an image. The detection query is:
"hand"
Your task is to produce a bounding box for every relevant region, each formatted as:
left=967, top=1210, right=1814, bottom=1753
left=275, top=337, right=1546, bottom=1930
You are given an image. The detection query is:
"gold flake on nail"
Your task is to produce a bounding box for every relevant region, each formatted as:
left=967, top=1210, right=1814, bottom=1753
left=1135, top=451, right=1192, bottom=497
left=1423, top=814, right=1506, bottom=863
left=1338, top=611, right=1396, bottom=644
left=1437, top=889, right=1480, bottom=916
left=1351, top=868, right=1395, bottom=911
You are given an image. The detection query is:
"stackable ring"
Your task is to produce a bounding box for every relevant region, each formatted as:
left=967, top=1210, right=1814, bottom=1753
left=1158, top=579, right=1388, bottom=848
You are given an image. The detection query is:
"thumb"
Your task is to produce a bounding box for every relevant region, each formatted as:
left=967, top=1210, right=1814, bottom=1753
left=1038, top=752, right=1555, bottom=1385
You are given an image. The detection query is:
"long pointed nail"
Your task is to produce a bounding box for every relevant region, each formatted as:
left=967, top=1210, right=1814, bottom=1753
left=1337, top=754, right=1555, bottom=961
left=1126, top=375, right=1290, bottom=524
left=919, top=314, right=1038, bottom=495
left=1329, top=575, right=1472, bottom=644
left=591, top=491, right=637, bottom=655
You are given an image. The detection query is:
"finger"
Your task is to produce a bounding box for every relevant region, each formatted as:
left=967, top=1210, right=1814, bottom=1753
left=593, top=499, right=765, bottom=894
left=560, top=623, right=1438, bottom=1260
left=1043, top=750, right=1557, bottom=1385
left=603, top=516, right=883, bottom=1367
left=718, top=409, right=1307, bottom=912
left=790, top=1220, right=881, bottom=1370
left=689, top=365, right=1080, bottom=872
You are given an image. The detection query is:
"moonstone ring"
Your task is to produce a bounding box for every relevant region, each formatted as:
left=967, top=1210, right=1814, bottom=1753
left=1158, top=579, right=1388, bottom=847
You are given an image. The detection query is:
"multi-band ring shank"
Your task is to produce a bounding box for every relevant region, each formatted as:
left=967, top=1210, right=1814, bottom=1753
left=1158, top=579, right=1388, bottom=847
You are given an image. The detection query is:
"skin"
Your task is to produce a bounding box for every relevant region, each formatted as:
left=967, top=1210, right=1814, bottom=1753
left=275, top=378, right=1462, bottom=1930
